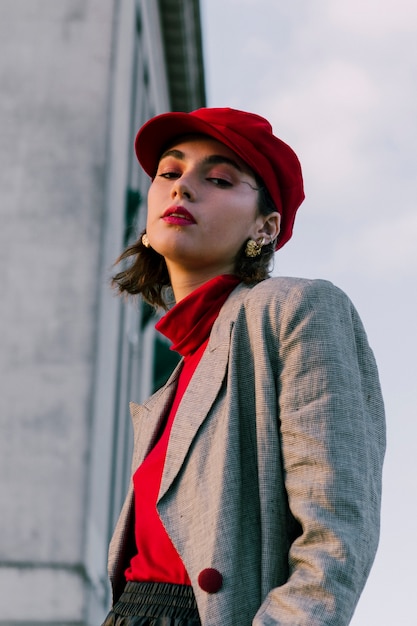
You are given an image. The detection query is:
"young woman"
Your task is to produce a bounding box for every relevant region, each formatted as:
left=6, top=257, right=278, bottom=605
left=102, top=108, right=386, bottom=626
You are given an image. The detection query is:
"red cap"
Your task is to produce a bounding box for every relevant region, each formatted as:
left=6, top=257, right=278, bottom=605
left=135, top=107, right=304, bottom=249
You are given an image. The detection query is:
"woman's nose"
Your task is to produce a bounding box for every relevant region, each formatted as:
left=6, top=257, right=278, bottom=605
left=171, top=175, right=195, bottom=201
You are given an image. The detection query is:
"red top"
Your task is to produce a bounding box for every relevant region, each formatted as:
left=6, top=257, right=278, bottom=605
left=125, top=274, right=240, bottom=584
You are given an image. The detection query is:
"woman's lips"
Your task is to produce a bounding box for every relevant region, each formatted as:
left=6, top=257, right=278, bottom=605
left=162, top=206, right=196, bottom=226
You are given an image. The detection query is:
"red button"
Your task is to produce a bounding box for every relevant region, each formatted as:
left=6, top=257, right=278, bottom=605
left=198, top=568, right=223, bottom=593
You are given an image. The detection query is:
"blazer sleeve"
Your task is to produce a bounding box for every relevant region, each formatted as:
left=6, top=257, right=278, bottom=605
left=254, top=279, right=386, bottom=626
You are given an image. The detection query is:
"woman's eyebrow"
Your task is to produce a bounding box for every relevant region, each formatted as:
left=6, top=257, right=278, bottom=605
left=203, top=154, right=243, bottom=172
left=159, top=149, right=243, bottom=172
left=160, top=148, right=185, bottom=161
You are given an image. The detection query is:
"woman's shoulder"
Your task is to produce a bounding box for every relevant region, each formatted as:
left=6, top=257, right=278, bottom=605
left=245, top=276, right=349, bottom=305
left=228, top=277, right=364, bottom=348
left=218, top=277, right=356, bottom=333
left=234, top=276, right=357, bottom=326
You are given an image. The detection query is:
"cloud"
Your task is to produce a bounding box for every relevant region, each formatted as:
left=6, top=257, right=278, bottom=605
left=327, top=0, right=417, bottom=37
left=331, top=209, right=417, bottom=277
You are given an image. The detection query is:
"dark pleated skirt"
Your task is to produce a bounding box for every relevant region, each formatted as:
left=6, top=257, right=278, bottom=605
left=101, top=581, right=201, bottom=626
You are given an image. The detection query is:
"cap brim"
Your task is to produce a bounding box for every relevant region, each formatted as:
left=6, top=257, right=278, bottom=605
left=135, top=111, right=254, bottom=179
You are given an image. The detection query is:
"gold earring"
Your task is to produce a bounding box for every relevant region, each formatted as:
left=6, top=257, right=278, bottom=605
left=141, top=232, right=151, bottom=248
left=245, top=237, right=265, bottom=258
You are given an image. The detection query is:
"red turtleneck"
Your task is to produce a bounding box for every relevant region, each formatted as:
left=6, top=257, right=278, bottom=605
left=125, top=274, right=240, bottom=584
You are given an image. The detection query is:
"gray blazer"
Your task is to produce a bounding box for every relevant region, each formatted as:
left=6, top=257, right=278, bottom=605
left=108, top=277, right=386, bottom=626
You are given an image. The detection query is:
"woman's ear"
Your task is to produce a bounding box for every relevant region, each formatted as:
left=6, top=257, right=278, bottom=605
left=255, top=212, right=281, bottom=244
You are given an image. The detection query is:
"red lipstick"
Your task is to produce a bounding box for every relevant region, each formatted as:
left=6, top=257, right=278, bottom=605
left=162, top=206, right=196, bottom=225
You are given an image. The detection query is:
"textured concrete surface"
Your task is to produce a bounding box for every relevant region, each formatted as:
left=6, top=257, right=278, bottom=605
left=0, top=1, right=114, bottom=622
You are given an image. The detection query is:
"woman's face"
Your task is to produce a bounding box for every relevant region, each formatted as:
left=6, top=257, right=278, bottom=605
left=146, top=136, right=270, bottom=280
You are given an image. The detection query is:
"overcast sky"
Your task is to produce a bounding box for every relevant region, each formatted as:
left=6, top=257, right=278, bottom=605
left=201, top=1, right=417, bottom=623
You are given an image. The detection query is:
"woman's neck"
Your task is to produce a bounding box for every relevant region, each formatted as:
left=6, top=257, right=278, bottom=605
left=167, top=263, right=235, bottom=303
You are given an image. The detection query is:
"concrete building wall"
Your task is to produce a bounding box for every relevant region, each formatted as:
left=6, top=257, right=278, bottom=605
left=0, top=1, right=205, bottom=624
left=0, top=1, right=115, bottom=623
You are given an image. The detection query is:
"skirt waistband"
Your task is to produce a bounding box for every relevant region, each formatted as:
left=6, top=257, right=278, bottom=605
left=113, top=581, right=199, bottom=620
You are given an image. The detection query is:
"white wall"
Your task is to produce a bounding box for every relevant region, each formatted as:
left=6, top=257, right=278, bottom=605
left=0, top=1, right=115, bottom=622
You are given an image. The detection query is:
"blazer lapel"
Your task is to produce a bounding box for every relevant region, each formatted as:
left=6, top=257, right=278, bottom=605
left=129, top=361, right=182, bottom=471
left=158, top=283, right=248, bottom=501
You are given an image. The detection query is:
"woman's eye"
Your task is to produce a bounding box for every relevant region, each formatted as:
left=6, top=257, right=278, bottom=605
left=158, top=171, right=181, bottom=179
left=207, top=177, right=232, bottom=188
